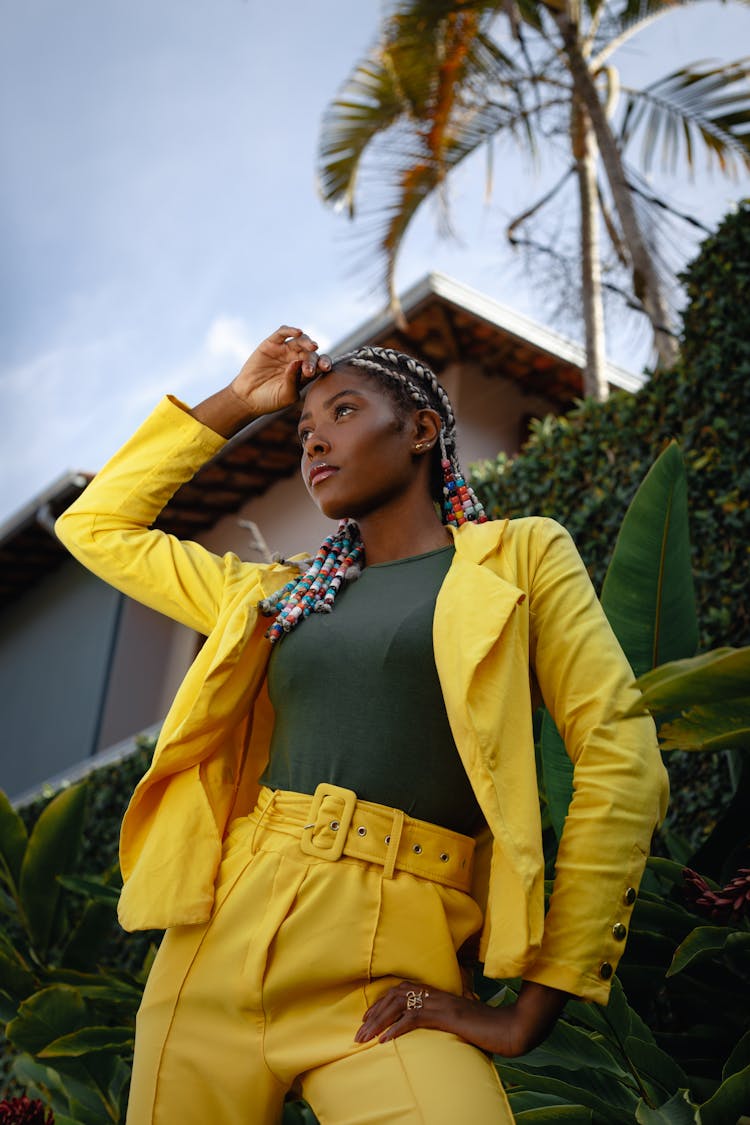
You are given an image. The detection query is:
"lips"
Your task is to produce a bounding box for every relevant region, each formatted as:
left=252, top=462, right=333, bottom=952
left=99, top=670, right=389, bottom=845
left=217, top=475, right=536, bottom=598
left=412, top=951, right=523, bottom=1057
left=308, top=463, right=339, bottom=488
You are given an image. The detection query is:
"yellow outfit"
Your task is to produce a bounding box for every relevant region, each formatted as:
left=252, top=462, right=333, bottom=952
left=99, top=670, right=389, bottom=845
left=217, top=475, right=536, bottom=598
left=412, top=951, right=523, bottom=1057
left=127, top=788, right=512, bottom=1123
left=56, top=396, right=669, bottom=1122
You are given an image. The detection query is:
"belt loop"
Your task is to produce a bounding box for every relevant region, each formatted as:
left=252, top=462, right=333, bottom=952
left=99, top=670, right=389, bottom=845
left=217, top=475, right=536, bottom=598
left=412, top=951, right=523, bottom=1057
left=250, top=787, right=275, bottom=854
left=383, top=809, right=404, bottom=879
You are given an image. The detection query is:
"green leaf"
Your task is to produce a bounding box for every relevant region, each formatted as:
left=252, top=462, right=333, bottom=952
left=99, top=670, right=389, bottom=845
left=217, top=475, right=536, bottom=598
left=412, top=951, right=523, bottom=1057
left=11, top=1049, right=111, bottom=1125
left=0, top=789, right=29, bottom=895
left=565, top=975, right=656, bottom=1047
left=11, top=1052, right=76, bottom=1114
left=540, top=708, right=573, bottom=840
left=57, top=874, right=121, bottom=907
left=495, top=1064, right=637, bottom=1122
left=626, top=648, right=750, bottom=718
left=667, top=925, right=737, bottom=975
left=699, top=1063, right=750, bottom=1125
left=61, top=900, right=120, bottom=972
left=634, top=1088, right=699, bottom=1123
left=19, top=782, right=87, bottom=957
left=39, top=1025, right=135, bottom=1058
left=517, top=1018, right=630, bottom=1079
left=624, top=1035, right=690, bottom=1099
left=6, top=984, right=88, bottom=1055
left=724, top=1029, right=750, bottom=1082
left=658, top=704, right=750, bottom=752
left=0, top=947, right=36, bottom=1003
left=601, top=441, right=698, bottom=677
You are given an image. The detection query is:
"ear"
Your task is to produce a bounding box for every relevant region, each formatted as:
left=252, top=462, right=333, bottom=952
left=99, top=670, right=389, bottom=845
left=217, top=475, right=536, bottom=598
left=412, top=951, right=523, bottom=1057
left=410, top=408, right=442, bottom=454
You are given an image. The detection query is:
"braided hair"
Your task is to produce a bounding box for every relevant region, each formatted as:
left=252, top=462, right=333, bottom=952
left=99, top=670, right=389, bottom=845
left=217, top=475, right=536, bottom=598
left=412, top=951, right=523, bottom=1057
left=259, top=346, right=487, bottom=643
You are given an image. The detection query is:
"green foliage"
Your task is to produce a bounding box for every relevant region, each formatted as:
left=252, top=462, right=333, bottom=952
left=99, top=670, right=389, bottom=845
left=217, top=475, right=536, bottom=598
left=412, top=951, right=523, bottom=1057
left=495, top=906, right=750, bottom=1123
left=599, top=441, right=697, bottom=678
left=473, top=202, right=750, bottom=851
left=0, top=773, right=155, bottom=1120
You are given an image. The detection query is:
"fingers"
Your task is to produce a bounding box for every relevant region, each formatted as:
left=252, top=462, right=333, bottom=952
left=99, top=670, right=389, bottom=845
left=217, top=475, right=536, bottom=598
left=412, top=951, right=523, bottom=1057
left=268, top=326, right=332, bottom=381
left=300, top=350, right=332, bottom=381
left=355, top=981, right=439, bottom=1045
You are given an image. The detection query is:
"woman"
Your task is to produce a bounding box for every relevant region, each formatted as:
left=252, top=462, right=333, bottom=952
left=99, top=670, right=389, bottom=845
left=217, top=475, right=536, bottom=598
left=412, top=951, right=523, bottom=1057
left=56, top=326, right=669, bottom=1124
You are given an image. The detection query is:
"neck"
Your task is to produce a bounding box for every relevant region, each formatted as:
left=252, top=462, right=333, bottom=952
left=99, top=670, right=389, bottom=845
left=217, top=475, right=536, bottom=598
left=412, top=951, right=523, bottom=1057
left=357, top=496, right=450, bottom=566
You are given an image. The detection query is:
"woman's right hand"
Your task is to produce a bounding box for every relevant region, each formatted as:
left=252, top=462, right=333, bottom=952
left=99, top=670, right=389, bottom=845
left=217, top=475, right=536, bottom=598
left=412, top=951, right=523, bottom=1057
left=192, top=325, right=332, bottom=438
left=231, top=325, right=332, bottom=417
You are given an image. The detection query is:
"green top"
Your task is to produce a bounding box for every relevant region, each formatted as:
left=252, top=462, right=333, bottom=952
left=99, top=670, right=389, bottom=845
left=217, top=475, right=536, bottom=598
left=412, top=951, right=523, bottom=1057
left=262, top=544, right=482, bottom=835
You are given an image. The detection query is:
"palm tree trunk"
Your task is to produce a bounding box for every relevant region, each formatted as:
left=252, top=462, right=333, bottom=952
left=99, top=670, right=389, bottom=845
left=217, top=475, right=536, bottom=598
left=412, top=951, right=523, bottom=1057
left=576, top=105, right=609, bottom=401
left=556, top=14, right=679, bottom=369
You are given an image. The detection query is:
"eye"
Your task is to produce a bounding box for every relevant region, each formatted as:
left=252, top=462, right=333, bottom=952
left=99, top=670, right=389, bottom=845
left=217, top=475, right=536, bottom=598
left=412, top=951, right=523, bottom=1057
left=297, top=427, right=311, bottom=447
left=334, top=403, right=355, bottom=419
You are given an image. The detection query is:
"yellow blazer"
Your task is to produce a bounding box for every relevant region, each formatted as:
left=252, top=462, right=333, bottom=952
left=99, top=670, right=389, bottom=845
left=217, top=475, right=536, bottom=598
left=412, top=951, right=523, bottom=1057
left=56, top=397, right=668, bottom=1004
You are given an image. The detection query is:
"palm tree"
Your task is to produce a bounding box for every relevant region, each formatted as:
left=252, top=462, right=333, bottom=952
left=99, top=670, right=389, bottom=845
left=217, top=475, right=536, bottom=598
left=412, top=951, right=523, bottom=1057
left=318, top=0, right=750, bottom=399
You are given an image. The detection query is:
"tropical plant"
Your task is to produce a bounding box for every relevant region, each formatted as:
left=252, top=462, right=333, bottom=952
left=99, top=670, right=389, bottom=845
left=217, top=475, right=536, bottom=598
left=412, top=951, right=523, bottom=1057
left=0, top=783, right=148, bottom=1124
left=512, top=438, right=749, bottom=1119
left=627, top=647, right=750, bottom=883
left=318, top=0, right=750, bottom=397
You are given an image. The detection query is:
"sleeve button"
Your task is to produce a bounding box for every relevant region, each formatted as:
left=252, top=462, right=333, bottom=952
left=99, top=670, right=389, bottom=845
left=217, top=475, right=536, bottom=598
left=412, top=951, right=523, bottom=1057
left=599, top=961, right=613, bottom=980
left=612, top=923, right=627, bottom=941
left=624, top=887, right=636, bottom=906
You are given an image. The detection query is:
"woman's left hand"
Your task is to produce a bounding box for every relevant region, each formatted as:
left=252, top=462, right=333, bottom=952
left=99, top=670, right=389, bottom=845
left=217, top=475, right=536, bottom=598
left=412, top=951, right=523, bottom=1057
left=354, top=978, right=568, bottom=1058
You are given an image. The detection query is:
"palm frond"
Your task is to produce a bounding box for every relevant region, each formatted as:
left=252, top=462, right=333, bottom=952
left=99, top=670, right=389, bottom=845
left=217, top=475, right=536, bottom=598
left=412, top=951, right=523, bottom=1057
left=619, top=58, right=750, bottom=176
left=318, top=52, right=406, bottom=214
left=592, top=0, right=702, bottom=70
left=358, top=99, right=546, bottom=303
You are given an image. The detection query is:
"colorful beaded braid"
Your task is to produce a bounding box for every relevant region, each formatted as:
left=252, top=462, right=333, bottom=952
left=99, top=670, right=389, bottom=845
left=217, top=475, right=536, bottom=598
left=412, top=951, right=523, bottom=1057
left=259, top=346, right=487, bottom=643
left=258, top=520, right=364, bottom=644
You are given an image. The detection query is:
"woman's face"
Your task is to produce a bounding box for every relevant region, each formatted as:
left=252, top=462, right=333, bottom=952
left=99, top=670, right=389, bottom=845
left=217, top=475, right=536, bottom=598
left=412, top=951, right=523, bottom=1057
left=298, top=365, right=425, bottom=521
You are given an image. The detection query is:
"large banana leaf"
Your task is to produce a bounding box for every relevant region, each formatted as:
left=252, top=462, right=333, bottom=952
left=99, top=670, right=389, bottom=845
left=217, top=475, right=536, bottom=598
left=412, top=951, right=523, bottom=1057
left=698, top=1063, right=750, bottom=1125
left=625, top=648, right=750, bottom=716
left=633, top=1090, right=699, bottom=1124
left=600, top=441, right=697, bottom=677
left=18, top=783, right=87, bottom=960
left=624, top=647, right=750, bottom=752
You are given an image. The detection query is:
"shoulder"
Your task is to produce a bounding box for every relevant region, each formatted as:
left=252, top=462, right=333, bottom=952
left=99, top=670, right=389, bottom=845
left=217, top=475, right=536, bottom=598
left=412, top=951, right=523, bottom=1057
left=482, top=515, right=577, bottom=561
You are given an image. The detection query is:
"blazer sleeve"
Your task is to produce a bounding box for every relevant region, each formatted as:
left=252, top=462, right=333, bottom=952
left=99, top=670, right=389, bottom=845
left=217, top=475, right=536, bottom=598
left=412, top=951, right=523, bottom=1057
left=524, top=518, right=669, bottom=1000
left=55, top=396, right=242, bottom=636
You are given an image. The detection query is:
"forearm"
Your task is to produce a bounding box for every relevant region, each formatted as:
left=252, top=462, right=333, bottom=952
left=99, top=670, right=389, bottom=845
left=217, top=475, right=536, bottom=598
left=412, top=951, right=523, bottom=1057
left=191, top=384, right=261, bottom=438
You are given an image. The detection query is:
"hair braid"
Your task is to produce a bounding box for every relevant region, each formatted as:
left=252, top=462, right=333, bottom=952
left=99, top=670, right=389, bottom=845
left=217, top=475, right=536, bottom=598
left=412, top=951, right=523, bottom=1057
left=260, top=346, right=486, bottom=643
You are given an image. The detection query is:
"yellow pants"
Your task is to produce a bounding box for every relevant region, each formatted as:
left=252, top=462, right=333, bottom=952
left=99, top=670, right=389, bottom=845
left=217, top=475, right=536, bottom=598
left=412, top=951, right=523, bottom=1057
left=127, top=786, right=514, bottom=1124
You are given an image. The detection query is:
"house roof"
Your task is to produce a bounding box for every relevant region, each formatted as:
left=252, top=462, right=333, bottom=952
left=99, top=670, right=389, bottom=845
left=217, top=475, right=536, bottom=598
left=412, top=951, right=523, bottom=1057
left=0, top=273, right=643, bottom=607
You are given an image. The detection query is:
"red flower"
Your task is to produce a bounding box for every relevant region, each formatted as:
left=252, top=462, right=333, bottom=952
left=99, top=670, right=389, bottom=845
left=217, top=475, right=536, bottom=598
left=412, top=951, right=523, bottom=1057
left=683, top=866, right=750, bottom=924
left=0, top=1098, right=54, bottom=1125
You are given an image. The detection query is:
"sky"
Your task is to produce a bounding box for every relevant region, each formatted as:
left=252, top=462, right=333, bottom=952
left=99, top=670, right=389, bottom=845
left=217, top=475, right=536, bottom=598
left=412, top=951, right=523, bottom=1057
left=1, top=0, right=748, bottom=528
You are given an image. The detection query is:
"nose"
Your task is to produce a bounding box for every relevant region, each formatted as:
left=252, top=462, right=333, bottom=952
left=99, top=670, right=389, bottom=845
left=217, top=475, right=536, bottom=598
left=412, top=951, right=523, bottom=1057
left=303, top=428, right=331, bottom=457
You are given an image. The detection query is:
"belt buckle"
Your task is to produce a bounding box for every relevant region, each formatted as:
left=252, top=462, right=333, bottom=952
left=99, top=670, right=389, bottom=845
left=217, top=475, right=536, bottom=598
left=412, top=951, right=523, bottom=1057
left=300, top=783, right=357, bottom=860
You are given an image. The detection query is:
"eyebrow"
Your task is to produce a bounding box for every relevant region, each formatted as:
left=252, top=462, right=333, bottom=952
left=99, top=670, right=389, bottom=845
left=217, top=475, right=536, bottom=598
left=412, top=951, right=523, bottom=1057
left=298, top=388, right=368, bottom=426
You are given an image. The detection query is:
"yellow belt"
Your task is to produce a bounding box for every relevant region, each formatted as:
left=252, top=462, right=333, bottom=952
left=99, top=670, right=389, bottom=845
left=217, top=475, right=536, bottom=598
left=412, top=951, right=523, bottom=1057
left=259, top=783, right=475, bottom=894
